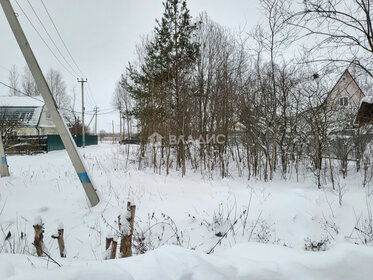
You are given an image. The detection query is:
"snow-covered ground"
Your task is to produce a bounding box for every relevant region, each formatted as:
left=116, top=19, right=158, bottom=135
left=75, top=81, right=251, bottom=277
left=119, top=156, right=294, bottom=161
left=0, top=144, right=372, bottom=279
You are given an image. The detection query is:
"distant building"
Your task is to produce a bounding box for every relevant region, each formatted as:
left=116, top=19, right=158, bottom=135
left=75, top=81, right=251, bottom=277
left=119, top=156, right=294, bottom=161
left=0, top=96, right=57, bottom=136
left=325, top=69, right=365, bottom=110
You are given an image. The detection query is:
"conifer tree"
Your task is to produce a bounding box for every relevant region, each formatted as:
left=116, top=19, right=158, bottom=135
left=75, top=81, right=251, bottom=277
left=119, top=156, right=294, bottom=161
left=125, top=0, right=199, bottom=175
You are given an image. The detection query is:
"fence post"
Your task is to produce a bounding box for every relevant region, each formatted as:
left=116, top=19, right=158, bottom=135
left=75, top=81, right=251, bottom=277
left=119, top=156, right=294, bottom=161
left=119, top=201, right=136, bottom=257
left=33, top=217, right=44, bottom=256
left=51, top=225, right=66, bottom=257
left=110, top=239, right=118, bottom=259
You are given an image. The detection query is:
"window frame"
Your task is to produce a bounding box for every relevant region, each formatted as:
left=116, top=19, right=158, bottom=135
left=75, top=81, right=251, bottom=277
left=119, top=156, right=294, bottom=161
left=339, top=96, right=349, bottom=107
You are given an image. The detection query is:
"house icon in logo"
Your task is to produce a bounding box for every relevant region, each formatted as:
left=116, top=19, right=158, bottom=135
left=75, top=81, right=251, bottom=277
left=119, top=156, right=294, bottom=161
left=148, top=132, right=163, bottom=145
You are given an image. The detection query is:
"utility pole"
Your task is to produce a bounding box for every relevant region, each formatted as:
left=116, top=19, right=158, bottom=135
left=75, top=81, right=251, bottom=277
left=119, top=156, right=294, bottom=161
left=94, top=106, right=98, bottom=135
left=1, top=0, right=99, bottom=206
left=77, top=78, right=87, bottom=148
left=0, top=134, right=10, bottom=177
left=112, top=120, right=115, bottom=144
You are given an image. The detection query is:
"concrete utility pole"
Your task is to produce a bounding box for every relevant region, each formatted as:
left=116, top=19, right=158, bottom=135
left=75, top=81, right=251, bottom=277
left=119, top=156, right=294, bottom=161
left=0, top=134, right=10, bottom=177
left=0, top=0, right=99, bottom=206
left=94, top=106, right=98, bottom=135
left=112, top=120, right=115, bottom=144
left=77, top=78, right=87, bottom=148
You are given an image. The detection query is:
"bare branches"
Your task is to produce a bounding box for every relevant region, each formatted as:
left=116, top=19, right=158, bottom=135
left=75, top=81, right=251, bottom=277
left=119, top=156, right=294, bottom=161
left=292, top=0, right=373, bottom=76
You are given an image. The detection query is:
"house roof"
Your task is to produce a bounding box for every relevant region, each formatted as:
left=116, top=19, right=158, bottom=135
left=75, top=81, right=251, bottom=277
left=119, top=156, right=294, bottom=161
left=325, top=69, right=366, bottom=102
left=0, top=96, right=44, bottom=127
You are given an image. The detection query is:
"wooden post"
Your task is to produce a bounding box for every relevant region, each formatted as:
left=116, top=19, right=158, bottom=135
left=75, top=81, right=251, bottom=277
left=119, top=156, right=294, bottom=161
left=33, top=217, right=44, bottom=257
left=51, top=226, right=66, bottom=257
left=119, top=201, right=136, bottom=258
left=110, top=239, right=118, bottom=259
left=105, top=237, right=113, bottom=250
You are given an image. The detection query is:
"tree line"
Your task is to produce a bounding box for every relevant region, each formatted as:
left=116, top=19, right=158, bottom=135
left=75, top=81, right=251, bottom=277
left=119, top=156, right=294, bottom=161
left=113, top=0, right=373, bottom=187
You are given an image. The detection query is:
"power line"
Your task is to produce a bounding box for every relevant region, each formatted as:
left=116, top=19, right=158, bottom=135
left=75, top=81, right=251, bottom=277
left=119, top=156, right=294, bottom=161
left=39, top=0, right=98, bottom=108
left=13, top=1, right=98, bottom=109
left=0, top=80, right=85, bottom=115
left=86, top=82, right=97, bottom=105
left=25, top=0, right=80, bottom=78
left=14, top=0, right=77, bottom=79
left=0, top=81, right=44, bottom=103
left=40, top=0, right=85, bottom=78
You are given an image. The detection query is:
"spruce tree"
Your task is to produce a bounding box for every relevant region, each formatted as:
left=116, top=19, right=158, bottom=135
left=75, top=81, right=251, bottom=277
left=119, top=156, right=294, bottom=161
left=125, top=0, right=199, bottom=175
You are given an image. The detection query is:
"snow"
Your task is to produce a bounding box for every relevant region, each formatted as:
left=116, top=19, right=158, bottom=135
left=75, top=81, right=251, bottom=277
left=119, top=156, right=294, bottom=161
left=33, top=216, right=43, bottom=226
left=361, top=95, right=373, bottom=104
left=0, top=143, right=372, bottom=279
left=119, top=210, right=131, bottom=235
left=39, top=124, right=56, bottom=128
left=0, top=243, right=372, bottom=279
left=0, top=96, right=44, bottom=127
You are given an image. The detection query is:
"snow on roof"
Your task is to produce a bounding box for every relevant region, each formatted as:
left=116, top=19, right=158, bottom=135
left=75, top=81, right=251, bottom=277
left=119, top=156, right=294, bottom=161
left=0, top=96, right=44, bottom=107
left=361, top=95, right=373, bottom=105
left=0, top=96, right=44, bottom=127
left=0, top=106, right=43, bottom=127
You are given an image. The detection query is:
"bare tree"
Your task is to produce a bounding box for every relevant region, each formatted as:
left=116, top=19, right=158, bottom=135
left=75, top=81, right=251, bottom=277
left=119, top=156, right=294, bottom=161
left=293, top=0, right=373, bottom=77
left=46, top=68, right=71, bottom=117
left=21, top=66, right=39, bottom=96
left=113, top=78, right=133, bottom=137
left=251, top=0, right=297, bottom=180
left=8, top=65, right=20, bottom=96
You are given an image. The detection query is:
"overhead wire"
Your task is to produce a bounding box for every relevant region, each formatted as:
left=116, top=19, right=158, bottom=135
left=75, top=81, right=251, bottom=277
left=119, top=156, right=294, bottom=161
left=0, top=65, right=107, bottom=115
left=40, top=0, right=85, bottom=78
left=39, top=0, right=98, bottom=108
left=86, top=82, right=97, bottom=105
left=0, top=81, right=44, bottom=103
left=1, top=80, right=116, bottom=117
left=25, top=0, right=80, bottom=78
left=14, top=0, right=77, bottom=79
left=0, top=80, right=86, bottom=115
left=11, top=1, right=104, bottom=117
left=0, top=83, right=116, bottom=121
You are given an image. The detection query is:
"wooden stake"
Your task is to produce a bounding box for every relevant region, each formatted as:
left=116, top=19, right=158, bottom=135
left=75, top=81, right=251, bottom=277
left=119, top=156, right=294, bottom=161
left=33, top=221, right=44, bottom=257
left=105, top=237, right=113, bottom=250
left=119, top=201, right=136, bottom=258
left=51, top=227, right=66, bottom=258
left=110, top=240, right=117, bottom=259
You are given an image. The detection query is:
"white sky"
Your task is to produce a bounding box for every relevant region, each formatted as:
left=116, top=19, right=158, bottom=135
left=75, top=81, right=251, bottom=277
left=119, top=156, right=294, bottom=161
left=0, top=0, right=261, bottom=132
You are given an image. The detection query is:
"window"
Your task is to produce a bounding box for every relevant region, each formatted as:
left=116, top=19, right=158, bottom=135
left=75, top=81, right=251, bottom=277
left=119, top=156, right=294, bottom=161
left=340, top=96, right=348, bottom=107
left=46, top=110, right=51, bottom=119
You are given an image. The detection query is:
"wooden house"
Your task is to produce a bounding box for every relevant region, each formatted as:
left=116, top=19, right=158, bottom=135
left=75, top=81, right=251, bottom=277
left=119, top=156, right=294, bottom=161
left=325, top=69, right=365, bottom=110
left=0, top=96, right=57, bottom=136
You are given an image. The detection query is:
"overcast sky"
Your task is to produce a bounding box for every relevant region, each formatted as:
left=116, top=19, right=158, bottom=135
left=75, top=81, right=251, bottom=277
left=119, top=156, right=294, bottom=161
left=0, top=0, right=261, bottom=132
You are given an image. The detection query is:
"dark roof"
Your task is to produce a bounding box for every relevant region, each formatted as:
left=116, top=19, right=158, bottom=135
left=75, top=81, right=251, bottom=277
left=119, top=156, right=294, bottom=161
left=355, top=101, right=373, bottom=125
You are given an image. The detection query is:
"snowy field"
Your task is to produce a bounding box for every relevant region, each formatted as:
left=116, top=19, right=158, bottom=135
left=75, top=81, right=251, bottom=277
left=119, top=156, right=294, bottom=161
left=0, top=143, right=372, bottom=279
